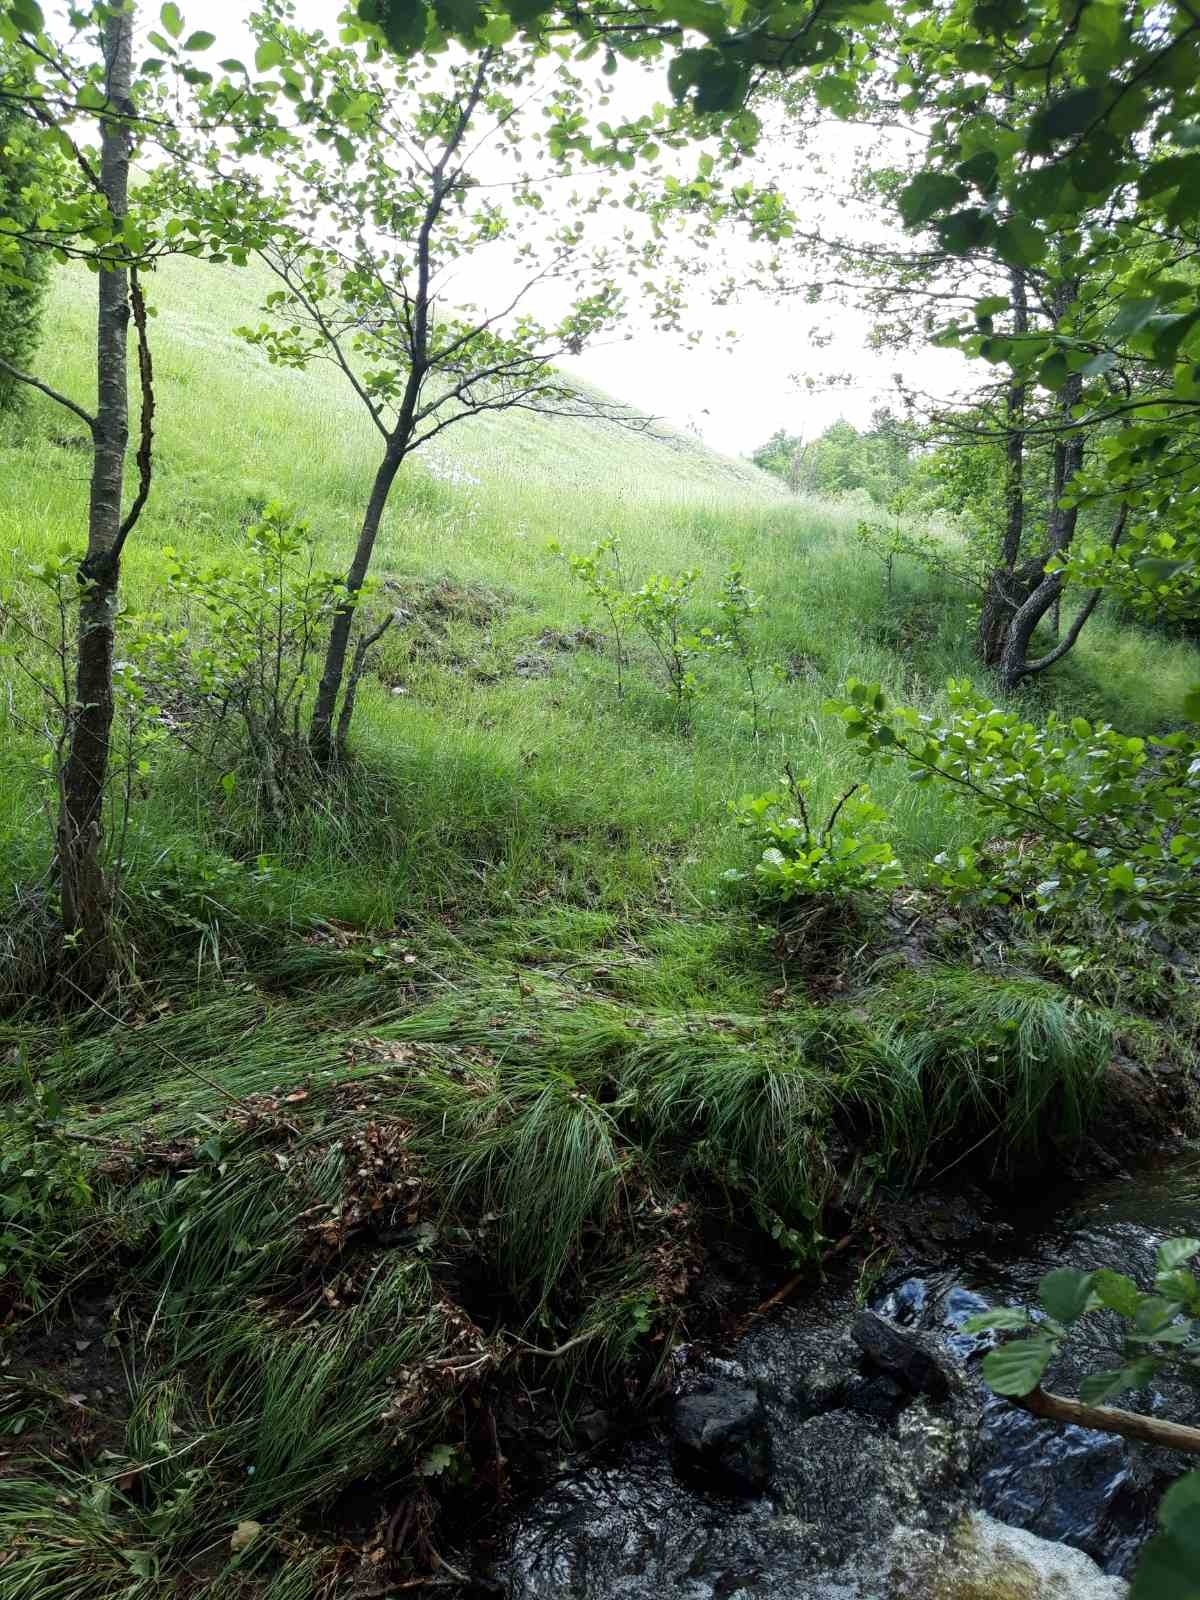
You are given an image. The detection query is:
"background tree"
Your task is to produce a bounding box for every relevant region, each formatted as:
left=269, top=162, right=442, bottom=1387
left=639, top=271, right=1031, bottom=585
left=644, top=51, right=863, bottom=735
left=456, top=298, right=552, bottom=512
left=0, top=0, right=277, bottom=991
left=0, top=1, right=149, bottom=993
left=0, top=45, right=51, bottom=413
left=171, top=9, right=660, bottom=760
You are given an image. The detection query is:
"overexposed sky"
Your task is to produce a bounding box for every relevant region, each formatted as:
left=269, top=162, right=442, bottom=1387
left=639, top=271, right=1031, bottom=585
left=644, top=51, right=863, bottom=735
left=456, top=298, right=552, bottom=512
left=146, top=1, right=969, bottom=456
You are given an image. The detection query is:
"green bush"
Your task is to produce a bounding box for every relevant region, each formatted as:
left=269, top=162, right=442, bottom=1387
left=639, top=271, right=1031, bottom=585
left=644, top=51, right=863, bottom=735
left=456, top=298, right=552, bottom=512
left=726, top=768, right=903, bottom=904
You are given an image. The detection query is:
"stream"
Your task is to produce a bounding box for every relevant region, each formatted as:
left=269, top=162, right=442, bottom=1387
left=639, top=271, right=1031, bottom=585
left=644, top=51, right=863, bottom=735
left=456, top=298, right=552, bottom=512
left=500, top=1153, right=1200, bottom=1599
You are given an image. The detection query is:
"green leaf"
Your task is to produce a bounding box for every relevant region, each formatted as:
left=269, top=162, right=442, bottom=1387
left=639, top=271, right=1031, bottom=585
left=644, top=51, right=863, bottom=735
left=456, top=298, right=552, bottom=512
left=376, top=0, right=427, bottom=50
left=898, top=171, right=968, bottom=228
left=1093, top=1268, right=1142, bottom=1318
left=1157, top=1238, right=1200, bottom=1274
left=692, top=56, right=749, bottom=113
left=1152, top=310, right=1200, bottom=366
left=254, top=39, right=285, bottom=71
left=1130, top=1528, right=1200, bottom=1600
left=981, top=1335, right=1056, bottom=1397
left=160, top=2, right=184, bottom=39
left=995, top=216, right=1047, bottom=269
left=956, top=149, right=999, bottom=193
left=1029, top=87, right=1109, bottom=149
left=1161, top=1473, right=1200, bottom=1544
left=1038, top=352, right=1069, bottom=390
left=1080, top=351, right=1117, bottom=379
left=1039, top=1267, right=1097, bottom=1324
left=433, top=0, right=484, bottom=34
left=1184, top=685, right=1200, bottom=724
left=1109, top=298, right=1161, bottom=339
left=974, top=295, right=1010, bottom=318
left=8, top=0, right=45, bottom=32
left=183, top=29, right=214, bottom=50
left=1078, top=1358, right=1159, bottom=1405
left=935, top=207, right=993, bottom=254
left=963, top=1306, right=1032, bottom=1333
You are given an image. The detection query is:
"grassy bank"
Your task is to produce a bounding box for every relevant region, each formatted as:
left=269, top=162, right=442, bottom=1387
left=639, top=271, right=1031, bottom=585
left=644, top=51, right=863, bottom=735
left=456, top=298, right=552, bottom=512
left=1, top=258, right=1198, bottom=1599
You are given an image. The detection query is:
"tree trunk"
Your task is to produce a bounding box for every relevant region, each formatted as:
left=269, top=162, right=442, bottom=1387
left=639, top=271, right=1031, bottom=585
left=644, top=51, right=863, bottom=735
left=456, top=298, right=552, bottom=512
left=979, top=268, right=1028, bottom=666
left=309, top=445, right=404, bottom=761
left=999, top=364, right=1085, bottom=690
left=57, top=3, right=134, bottom=996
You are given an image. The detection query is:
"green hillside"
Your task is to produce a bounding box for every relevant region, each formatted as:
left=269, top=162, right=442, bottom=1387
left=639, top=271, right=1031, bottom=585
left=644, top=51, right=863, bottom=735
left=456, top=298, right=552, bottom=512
left=4, top=259, right=1197, bottom=926
left=1, top=260, right=1198, bottom=1600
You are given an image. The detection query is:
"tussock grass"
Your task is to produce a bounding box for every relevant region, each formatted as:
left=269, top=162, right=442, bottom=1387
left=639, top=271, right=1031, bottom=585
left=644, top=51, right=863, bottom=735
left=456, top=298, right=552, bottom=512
left=846, top=968, right=1113, bottom=1171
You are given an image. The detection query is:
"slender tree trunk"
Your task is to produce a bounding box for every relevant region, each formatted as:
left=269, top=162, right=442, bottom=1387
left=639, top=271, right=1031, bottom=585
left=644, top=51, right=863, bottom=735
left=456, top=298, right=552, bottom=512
left=308, top=444, right=404, bottom=760
left=999, top=354, right=1086, bottom=690
left=980, top=268, right=1028, bottom=666
left=57, top=4, right=134, bottom=995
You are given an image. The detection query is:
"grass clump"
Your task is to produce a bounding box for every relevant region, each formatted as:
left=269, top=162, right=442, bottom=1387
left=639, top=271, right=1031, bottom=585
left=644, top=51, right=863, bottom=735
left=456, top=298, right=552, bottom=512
left=847, top=968, right=1113, bottom=1173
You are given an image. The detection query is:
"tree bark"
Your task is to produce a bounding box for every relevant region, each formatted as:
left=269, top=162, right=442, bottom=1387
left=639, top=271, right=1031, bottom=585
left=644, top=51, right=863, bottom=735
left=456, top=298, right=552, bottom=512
left=998, top=392, right=1085, bottom=689
left=980, top=268, right=1029, bottom=666
left=57, top=3, right=134, bottom=996
left=308, top=445, right=405, bottom=761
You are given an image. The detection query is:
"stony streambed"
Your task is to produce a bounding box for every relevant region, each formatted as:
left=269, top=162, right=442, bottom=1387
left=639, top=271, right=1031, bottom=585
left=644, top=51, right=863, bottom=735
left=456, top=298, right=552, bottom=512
left=500, top=1155, right=1200, bottom=1599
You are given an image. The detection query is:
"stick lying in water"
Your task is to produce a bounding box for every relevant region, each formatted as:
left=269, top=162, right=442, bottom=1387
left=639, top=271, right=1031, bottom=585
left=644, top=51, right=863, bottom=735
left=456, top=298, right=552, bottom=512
left=1013, top=1387, right=1200, bottom=1456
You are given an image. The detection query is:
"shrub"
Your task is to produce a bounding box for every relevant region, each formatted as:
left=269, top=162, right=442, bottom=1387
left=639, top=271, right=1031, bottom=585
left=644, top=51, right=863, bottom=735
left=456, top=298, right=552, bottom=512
left=628, top=569, right=704, bottom=725
left=967, top=1240, right=1200, bottom=1599
left=725, top=765, right=903, bottom=905
left=827, top=676, right=1200, bottom=925
left=134, top=504, right=384, bottom=808
left=549, top=535, right=630, bottom=699
left=713, top=564, right=766, bottom=739
left=0, top=1070, right=94, bottom=1308
left=0, top=85, right=52, bottom=414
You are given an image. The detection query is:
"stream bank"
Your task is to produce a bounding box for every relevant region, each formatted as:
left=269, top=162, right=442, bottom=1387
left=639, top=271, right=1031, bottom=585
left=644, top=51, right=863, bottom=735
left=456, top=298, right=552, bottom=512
left=499, top=1154, right=1200, bottom=1599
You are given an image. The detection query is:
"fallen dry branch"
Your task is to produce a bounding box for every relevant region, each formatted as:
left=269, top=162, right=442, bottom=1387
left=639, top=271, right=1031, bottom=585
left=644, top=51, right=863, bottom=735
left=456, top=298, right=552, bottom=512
left=1013, top=1386, right=1200, bottom=1456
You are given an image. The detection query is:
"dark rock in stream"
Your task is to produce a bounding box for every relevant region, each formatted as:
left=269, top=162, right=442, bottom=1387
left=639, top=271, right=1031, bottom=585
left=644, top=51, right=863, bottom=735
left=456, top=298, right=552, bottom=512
left=671, top=1379, right=771, bottom=1494
left=850, top=1310, right=953, bottom=1399
left=506, top=1305, right=976, bottom=1599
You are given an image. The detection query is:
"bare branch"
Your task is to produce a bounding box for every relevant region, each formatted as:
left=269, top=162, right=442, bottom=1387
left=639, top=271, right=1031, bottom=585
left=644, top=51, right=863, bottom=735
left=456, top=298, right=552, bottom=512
left=0, top=356, right=96, bottom=432
left=113, top=269, right=155, bottom=554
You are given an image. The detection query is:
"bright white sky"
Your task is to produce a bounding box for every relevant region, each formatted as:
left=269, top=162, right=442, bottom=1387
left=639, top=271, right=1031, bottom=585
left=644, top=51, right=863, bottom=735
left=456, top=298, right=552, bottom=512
left=159, top=1, right=969, bottom=457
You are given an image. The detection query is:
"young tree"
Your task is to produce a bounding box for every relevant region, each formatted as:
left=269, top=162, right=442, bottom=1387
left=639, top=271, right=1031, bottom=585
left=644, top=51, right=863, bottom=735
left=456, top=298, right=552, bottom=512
left=0, top=1, right=274, bottom=992
left=171, top=11, right=653, bottom=760
left=0, top=1, right=149, bottom=992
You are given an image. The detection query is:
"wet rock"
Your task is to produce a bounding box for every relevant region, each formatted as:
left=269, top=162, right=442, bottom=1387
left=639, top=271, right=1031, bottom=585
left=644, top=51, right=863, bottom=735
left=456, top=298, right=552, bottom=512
left=841, top=1371, right=907, bottom=1423
left=506, top=1302, right=973, bottom=1598
left=927, top=1512, right=1127, bottom=1599
left=671, top=1379, right=770, bottom=1494
left=976, top=1397, right=1157, bottom=1575
left=576, top=1408, right=610, bottom=1446
left=851, top=1309, right=953, bottom=1399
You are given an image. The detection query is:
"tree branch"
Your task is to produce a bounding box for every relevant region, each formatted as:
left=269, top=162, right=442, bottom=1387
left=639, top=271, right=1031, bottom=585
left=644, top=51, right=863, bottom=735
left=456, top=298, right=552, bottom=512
left=0, top=356, right=95, bottom=432
left=1013, top=1386, right=1200, bottom=1458
left=113, top=269, right=155, bottom=554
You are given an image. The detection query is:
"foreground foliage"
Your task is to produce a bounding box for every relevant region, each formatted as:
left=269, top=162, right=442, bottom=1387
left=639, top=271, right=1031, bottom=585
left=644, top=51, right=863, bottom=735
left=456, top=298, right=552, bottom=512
left=970, top=1241, right=1200, bottom=1599
left=0, top=943, right=1133, bottom=1595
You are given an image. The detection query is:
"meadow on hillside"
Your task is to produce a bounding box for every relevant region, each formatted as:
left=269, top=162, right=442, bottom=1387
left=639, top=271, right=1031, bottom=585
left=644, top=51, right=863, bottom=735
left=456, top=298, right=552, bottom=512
left=4, top=261, right=1197, bottom=941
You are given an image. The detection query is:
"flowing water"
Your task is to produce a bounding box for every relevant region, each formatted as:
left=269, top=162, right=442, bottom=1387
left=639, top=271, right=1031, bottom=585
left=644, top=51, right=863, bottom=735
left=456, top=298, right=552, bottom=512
left=501, top=1153, right=1200, bottom=1598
